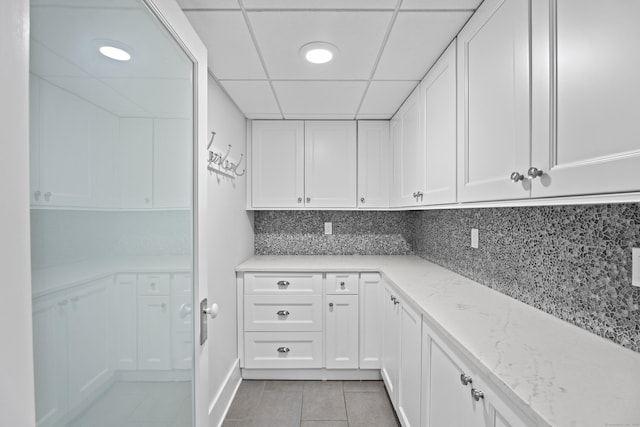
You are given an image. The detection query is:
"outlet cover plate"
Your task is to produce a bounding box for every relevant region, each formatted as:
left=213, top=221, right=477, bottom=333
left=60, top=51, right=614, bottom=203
left=471, top=228, right=479, bottom=249
left=633, top=248, right=640, bottom=287
left=324, top=222, right=332, bottom=235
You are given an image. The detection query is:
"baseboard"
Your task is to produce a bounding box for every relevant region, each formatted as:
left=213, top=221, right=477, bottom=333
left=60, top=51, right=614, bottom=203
left=210, top=358, right=242, bottom=427
left=241, top=368, right=381, bottom=380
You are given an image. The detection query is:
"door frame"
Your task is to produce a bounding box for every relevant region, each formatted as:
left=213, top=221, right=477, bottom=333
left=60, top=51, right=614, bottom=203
left=142, top=1, right=209, bottom=425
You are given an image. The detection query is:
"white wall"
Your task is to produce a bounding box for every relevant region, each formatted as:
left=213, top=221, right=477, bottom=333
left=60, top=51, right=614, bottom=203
left=206, top=75, right=255, bottom=424
left=0, top=0, right=36, bottom=425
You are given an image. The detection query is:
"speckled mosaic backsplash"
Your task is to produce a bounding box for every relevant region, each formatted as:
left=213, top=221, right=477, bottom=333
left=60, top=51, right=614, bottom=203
left=254, top=211, right=414, bottom=255
left=412, top=204, right=640, bottom=353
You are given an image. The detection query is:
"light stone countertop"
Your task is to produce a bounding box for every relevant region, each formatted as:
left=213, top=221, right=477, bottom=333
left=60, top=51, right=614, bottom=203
left=236, top=255, right=640, bottom=427
left=32, top=255, right=191, bottom=298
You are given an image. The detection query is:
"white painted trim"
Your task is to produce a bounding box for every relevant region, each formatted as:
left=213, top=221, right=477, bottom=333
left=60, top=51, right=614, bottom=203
left=209, top=359, right=242, bottom=427
left=241, top=369, right=381, bottom=380
left=246, top=191, right=640, bottom=211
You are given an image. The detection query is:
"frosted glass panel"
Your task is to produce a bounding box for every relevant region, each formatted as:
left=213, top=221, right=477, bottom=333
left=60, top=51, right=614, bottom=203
left=29, top=1, right=194, bottom=426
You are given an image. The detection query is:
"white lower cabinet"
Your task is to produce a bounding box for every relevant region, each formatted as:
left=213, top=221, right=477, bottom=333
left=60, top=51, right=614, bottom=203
left=66, top=278, right=112, bottom=409
left=422, top=319, right=534, bottom=427
left=325, top=294, right=359, bottom=369
left=397, top=300, right=422, bottom=427
left=359, top=273, right=383, bottom=369
left=32, top=293, right=68, bottom=427
left=138, top=296, right=172, bottom=370
left=113, top=274, right=138, bottom=370
left=171, top=273, right=193, bottom=370
left=381, top=283, right=401, bottom=405
left=244, top=331, right=323, bottom=369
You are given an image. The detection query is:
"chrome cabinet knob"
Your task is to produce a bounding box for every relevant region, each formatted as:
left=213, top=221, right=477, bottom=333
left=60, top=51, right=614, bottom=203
left=44, top=192, right=52, bottom=202
left=527, top=166, right=543, bottom=179
left=306, top=197, right=311, bottom=203
left=390, top=295, right=396, bottom=302
left=276, top=310, right=290, bottom=316
left=277, top=280, right=290, bottom=287
left=471, top=388, right=484, bottom=401
left=460, top=373, right=473, bottom=386
left=394, top=299, right=400, bottom=305
left=412, top=192, right=418, bottom=198
left=329, top=302, right=334, bottom=308
left=179, top=303, right=192, bottom=319
left=34, top=190, right=41, bottom=201
left=277, top=347, right=290, bottom=353
left=510, top=172, right=525, bottom=182
left=360, top=197, right=365, bottom=203
left=297, top=197, right=302, bottom=203
left=340, top=282, right=345, bottom=288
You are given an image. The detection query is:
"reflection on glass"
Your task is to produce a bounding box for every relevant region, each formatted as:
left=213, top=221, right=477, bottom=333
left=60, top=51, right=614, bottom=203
left=29, top=1, right=194, bottom=426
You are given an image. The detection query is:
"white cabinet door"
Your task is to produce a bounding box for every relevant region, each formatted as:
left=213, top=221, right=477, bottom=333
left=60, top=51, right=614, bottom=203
left=171, top=273, right=193, bottom=370
left=359, top=273, right=383, bottom=369
left=325, top=294, right=359, bottom=369
left=389, top=117, right=402, bottom=207
left=29, top=74, right=42, bottom=206
left=394, top=87, right=426, bottom=207
left=531, top=0, right=640, bottom=197
left=38, top=80, right=96, bottom=207
left=304, top=121, right=357, bottom=208
left=138, top=295, right=172, bottom=370
left=92, top=107, right=120, bottom=209
left=421, top=41, right=457, bottom=205
left=457, top=0, right=531, bottom=202
left=32, top=293, right=67, bottom=427
left=112, top=274, right=137, bottom=370
left=67, top=278, right=112, bottom=409
left=119, top=118, right=153, bottom=208
left=251, top=120, right=304, bottom=208
left=153, top=118, right=192, bottom=208
left=381, top=283, right=401, bottom=405
left=397, top=300, right=422, bottom=427
left=357, top=121, right=390, bottom=208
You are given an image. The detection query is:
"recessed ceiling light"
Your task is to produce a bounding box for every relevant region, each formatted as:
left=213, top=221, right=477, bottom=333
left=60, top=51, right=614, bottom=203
left=300, top=42, right=337, bottom=64
left=99, top=45, right=131, bottom=61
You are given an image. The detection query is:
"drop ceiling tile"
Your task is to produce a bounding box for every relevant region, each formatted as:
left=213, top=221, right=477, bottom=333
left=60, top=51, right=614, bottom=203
left=356, top=114, right=395, bottom=120
left=374, top=11, right=472, bottom=80
left=243, top=0, right=397, bottom=9
left=178, top=0, right=240, bottom=9
left=246, top=113, right=283, bottom=119
left=219, top=80, right=281, bottom=116
left=273, top=81, right=367, bottom=117
left=358, top=81, right=419, bottom=116
left=184, top=11, right=266, bottom=79
left=401, top=0, right=482, bottom=10
left=44, top=77, right=151, bottom=117
left=248, top=11, right=392, bottom=80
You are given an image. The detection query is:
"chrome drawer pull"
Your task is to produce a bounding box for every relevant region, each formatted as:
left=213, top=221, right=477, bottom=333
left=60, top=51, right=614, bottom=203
left=471, top=388, right=484, bottom=401
left=277, top=281, right=290, bottom=287
left=460, top=373, right=473, bottom=386
left=277, top=347, right=290, bottom=353
left=276, top=310, right=290, bottom=316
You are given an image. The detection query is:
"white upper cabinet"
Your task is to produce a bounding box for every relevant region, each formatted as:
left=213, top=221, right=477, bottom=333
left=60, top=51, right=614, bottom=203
left=393, top=87, right=426, bottom=207
left=305, top=121, right=357, bottom=208
left=421, top=40, right=457, bottom=205
left=357, top=121, right=390, bottom=208
left=531, top=0, right=640, bottom=198
left=457, top=0, right=531, bottom=202
left=119, top=118, right=154, bottom=209
left=251, top=120, right=305, bottom=208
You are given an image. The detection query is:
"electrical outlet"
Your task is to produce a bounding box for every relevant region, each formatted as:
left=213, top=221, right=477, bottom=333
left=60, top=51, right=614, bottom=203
left=471, top=228, right=479, bottom=249
left=324, top=222, right=332, bottom=235
left=632, top=248, right=640, bottom=287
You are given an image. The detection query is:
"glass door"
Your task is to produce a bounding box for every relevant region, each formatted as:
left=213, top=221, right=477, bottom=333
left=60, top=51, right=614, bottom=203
left=29, top=1, right=195, bottom=426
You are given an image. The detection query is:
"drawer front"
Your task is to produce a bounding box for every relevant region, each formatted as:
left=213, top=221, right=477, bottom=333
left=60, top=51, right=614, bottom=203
left=244, top=295, right=322, bottom=332
left=245, top=272, right=322, bottom=295
left=138, top=274, right=170, bottom=296
left=244, top=332, right=322, bottom=369
left=326, top=273, right=359, bottom=295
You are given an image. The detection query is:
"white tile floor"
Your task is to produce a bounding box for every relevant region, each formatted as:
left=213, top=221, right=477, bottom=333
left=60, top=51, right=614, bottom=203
left=67, top=381, right=192, bottom=427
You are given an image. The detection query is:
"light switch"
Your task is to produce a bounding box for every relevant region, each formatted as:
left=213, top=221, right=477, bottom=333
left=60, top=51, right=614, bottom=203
left=471, top=228, right=479, bottom=249
left=633, top=248, right=640, bottom=287
left=324, top=222, right=332, bottom=235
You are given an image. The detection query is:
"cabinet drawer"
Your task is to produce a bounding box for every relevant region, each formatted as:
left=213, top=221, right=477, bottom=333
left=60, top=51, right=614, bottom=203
left=245, top=272, right=322, bottom=295
left=138, top=274, right=170, bottom=296
left=244, top=295, right=322, bottom=332
left=326, top=272, right=359, bottom=294
left=244, top=332, right=322, bottom=369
